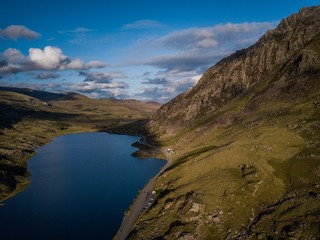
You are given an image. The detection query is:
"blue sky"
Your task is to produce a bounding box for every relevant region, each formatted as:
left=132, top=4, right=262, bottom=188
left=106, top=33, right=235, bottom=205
left=1, top=0, right=319, bottom=102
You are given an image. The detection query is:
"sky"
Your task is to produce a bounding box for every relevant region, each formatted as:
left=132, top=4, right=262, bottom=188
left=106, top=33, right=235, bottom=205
left=1, top=0, right=319, bottom=102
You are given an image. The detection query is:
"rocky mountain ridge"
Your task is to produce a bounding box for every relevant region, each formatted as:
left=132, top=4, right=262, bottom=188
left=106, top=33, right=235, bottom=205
left=148, top=6, right=320, bottom=132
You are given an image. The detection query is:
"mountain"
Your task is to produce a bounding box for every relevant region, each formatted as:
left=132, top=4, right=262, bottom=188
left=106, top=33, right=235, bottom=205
left=127, top=7, right=320, bottom=239
left=148, top=6, right=320, bottom=133
left=0, top=87, right=161, bottom=202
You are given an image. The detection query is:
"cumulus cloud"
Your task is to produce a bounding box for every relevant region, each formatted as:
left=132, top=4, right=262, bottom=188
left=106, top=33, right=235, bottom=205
left=0, top=46, right=107, bottom=75
left=0, top=25, right=41, bottom=40
left=29, top=47, right=70, bottom=70
left=29, top=47, right=107, bottom=70
left=122, top=20, right=164, bottom=30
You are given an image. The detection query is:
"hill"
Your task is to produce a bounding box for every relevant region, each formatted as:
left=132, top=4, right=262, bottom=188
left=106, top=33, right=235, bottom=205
left=125, top=6, right=320, bottom=239
left=0, top=86, right=72, bottom=101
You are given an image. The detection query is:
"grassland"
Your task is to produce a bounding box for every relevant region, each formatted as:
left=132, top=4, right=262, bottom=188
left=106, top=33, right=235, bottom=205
left=126, top=90, right=320, bottom=239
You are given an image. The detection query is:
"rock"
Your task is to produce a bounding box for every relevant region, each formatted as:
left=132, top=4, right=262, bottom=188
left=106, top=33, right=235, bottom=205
left=189, top=202, right=201, bottom=213
left=178, top=233, right=195, bottom=240
left=212, top=216, right=221, bottom=224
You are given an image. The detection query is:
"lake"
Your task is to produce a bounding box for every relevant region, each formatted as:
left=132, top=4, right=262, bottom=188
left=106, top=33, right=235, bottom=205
left=0, top=132, right=165, bottom=240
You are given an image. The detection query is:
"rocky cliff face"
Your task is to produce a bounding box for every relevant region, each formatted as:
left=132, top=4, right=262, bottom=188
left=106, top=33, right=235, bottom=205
left=148, top=6, right=320, bottom=131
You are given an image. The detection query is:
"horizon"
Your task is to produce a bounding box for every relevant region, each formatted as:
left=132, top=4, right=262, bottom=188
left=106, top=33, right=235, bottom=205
left=1, top=1, right=319, bottom=103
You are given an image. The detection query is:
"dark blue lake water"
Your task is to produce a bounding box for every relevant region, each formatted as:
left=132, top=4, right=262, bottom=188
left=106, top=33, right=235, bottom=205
left=0, top=132, right=165, bottom=240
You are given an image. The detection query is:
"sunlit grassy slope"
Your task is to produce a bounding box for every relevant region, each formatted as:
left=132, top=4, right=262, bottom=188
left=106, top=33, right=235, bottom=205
left=130, top=98, right=320, bottom=239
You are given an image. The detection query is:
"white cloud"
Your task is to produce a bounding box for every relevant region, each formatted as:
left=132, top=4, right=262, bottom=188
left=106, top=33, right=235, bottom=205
left=0, top=25, right=41, bottom=40
left=122, top=20, right=164, bottom=30
left=29, top=46, right=69, bottom=70
left=158, top=22, right=276, bottom=51
left=29, top=47, right=98, bottom=70
left=0, top=46, right=108, bottom=75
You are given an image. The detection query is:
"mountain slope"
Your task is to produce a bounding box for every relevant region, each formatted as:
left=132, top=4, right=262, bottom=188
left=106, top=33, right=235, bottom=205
left=126, top=7, right=320, bottom=239
left=148, top=6, right=320, bottom=134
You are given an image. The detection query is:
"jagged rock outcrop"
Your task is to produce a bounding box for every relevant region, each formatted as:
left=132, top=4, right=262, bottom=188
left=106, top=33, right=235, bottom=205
left=148, top=6, right=320, bottom=130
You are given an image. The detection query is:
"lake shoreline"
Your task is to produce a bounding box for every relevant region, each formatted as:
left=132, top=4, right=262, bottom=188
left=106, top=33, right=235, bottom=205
left=0, top=126, right=98, bottom=203
left=112, top=132, right=172, bottom=240
left=0, top=127, right=166, bottom=203
left=0, top=122, right=169, bottom=240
